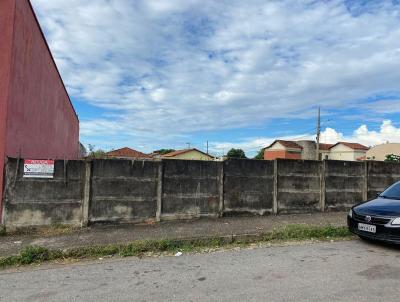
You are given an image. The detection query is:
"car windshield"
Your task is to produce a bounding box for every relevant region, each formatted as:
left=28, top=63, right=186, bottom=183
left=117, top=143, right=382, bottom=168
left=380, top=182, right=400, bottom=200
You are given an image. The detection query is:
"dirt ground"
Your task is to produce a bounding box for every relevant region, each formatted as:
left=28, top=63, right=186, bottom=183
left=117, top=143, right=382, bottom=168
left=0, top=212, right=347, bottom=257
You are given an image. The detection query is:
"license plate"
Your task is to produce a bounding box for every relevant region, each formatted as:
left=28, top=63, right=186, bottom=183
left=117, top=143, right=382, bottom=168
left=358, top=223, right=376, bottom=233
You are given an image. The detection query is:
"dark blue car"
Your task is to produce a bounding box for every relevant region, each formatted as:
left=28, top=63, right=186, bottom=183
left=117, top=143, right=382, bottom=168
left=348, top=181, right=400, bottom=244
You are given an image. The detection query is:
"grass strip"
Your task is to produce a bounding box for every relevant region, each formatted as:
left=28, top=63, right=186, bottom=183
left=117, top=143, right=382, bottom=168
left=0, top=226, right=6, bottom=237
left=0, top=224, right=352, bottom=269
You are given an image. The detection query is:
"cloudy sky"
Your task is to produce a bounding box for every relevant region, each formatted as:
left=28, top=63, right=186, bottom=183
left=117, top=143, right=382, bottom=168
left=31, top=0, right=400, bottom=156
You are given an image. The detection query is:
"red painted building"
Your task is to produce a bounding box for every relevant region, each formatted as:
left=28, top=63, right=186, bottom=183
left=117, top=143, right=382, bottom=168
left=264, top=140, right=303, bottom=160
left=0, top=0, right=79, bottom=219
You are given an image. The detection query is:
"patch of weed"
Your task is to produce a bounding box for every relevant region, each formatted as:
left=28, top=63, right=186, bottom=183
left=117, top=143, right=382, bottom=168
left=19, top=246, right=51, bottom=264
left=0, top=226, right=6, bottom=237
left=0, top=224, right=352, bottom=269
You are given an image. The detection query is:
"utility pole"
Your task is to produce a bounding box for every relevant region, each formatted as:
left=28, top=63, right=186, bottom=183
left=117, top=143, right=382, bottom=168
left=186, top=142, right=191, bottom=149
left=206, top=141, right=209, bottom=155
left=316, top=106, right=321, bottom=160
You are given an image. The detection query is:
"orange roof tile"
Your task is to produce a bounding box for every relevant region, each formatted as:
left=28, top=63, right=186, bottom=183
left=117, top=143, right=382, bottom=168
left=163, top=148, right=213, bottom=158
left=319, top=143, right=334, bottom=151
left=106, top=147, right=151, bottom=158
left=266, top=140, right=303, bottom=149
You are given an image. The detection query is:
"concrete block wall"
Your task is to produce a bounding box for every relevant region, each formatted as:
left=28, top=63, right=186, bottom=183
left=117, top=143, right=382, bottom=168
left=3, top=157, right=400, bottom=228
left=3, top=158, right=85, bottom=227
left=224, top=159, right=273, bottom=215
left=324, top=160, right=365, bottom=211
left=89, top=159, right=159, bottom=223
left=367, top=161, right=400, bottom=199
left=161, top=160, right=221, bottom=220
left=277, top=159, right=321, bottom=213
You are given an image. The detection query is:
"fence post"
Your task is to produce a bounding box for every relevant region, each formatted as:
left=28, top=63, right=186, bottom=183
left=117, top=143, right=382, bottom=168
left=218, top=161, right=224, bottom=217
left=0, top=158, right=9, bottom=226
left=273, top=159, right=278, bottom=214
left=81, top=160, right=91, bottom=227
left=363, top=161, right=368, bottom=200
left=156, top=160, right=164, bottom=222
left=320, top=160, right=326, bottom=212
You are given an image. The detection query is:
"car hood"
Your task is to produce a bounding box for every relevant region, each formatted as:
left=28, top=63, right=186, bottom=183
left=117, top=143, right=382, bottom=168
left=354, top=197, right=400, bottom=216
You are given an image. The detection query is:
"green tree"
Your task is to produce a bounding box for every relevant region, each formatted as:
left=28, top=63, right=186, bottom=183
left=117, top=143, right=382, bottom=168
left=253, top=148, right=265, bottom=160
left=385, top=154, right=400, bottom=163
left=87, top=144, right=107, bottom=158
left=226, top=148, right=247, bottom=159
left=154, top=149, right=176, bottom=155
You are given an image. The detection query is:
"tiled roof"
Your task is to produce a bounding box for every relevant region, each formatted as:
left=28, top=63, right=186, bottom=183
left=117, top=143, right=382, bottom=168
left=163, top=148, right=213, bottom=158
left=267, top=140, right=303, bottom=149
left=106, top=147, right=151, bottom=158
left=332, top=142, right=369, bottom=151
left=319, top=143, right=334, bottom=151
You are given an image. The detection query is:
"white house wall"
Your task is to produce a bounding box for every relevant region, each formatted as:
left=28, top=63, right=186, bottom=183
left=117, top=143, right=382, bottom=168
left=268, top=142, right=286, bottom=151
left=328, top=144, right=366, bottom=161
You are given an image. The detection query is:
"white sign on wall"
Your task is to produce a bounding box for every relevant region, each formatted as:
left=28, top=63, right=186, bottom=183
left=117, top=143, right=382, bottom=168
left=23, top=160, right=55, bottom=178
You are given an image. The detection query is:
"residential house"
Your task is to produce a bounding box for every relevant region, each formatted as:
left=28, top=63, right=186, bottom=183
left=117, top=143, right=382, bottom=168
left=264, top=140, right=303, bottom=160
left=162, top=148, right=214, bottom=160
left=106, top=147, right=151, bottom=159
left=323, top=142, right=369, bottom=161
left=264, top=140, right=368, bottom=161
left=366, top=143, right=400, bottom=161
left=318, top=143, right=334, bottom=160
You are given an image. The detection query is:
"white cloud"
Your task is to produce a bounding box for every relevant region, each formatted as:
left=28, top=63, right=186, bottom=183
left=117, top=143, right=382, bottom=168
left=319, top=120, right=400, bottom=147
left=211, top=120, right=400, bottom=157
left=365, top=99, right=400, bottom=114
left=30, top=0, right=400, bottom=147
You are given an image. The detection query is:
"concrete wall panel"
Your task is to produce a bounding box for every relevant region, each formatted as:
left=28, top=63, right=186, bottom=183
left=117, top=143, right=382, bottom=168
left=162, top=160, right=220, bottom=219
left=3, top=158, right=84, bottom=227
left=325, top=160, right=364, bottom=210
left=90, top=159, right=158, bottom=223
left=224, top=159, right=273, bottom=215
left=277, top=160, right=321, bottom=213
left=367, top=161, right=400, bottom=199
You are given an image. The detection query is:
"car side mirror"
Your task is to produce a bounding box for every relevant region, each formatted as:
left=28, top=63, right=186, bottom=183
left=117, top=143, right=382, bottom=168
left=376, top=193, right=381, bottom=197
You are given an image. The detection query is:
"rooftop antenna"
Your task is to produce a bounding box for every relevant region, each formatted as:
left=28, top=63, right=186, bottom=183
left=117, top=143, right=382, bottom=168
left=186, top=142, right=191, bottom=149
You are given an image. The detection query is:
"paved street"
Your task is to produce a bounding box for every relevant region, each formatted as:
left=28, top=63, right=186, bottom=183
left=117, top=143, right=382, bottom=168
left=1, top=239, right=399, bottom=302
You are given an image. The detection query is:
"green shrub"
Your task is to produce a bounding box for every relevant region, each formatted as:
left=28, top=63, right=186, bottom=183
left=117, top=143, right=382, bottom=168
left=0, top=226, right=6, bottom=236
left=20, top=246, right=50, bottom=264
left=265, top=224, right=350, bottom=241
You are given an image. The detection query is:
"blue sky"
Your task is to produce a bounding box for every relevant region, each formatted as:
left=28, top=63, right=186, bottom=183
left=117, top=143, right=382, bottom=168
left=31, top=0, right=400, bottom=157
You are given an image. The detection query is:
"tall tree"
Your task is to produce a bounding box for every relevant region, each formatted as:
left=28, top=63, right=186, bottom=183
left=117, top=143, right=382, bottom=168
left=227, top=148, right=247, bottom=159
left=385, top=154, right=400, bottom=163
left=253, top=148, right=265, bottom=160
left=87, top=144, right=107, bottom=158
left=154, top=149, right=175, bottom=155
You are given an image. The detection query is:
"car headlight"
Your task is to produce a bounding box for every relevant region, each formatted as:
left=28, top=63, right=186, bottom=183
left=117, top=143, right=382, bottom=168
left=348, top=209, right=352, bottom=218
left=392, top=218, right=400, bottom=225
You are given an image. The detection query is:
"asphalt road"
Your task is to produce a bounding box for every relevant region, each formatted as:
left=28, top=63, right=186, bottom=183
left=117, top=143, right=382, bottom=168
left=1, top=239, right=399, bottom=302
